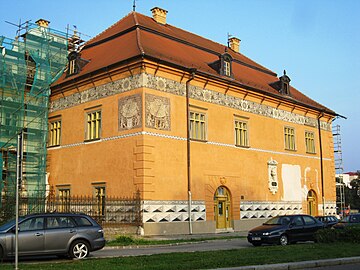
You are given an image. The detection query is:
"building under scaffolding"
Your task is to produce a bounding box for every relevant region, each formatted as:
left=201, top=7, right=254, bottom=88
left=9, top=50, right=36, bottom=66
left=0, top=19, right=68, bottom=216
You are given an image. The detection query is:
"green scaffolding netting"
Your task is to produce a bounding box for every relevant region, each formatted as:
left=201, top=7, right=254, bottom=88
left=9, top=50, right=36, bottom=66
left=0, top=23, right=68, bottom=215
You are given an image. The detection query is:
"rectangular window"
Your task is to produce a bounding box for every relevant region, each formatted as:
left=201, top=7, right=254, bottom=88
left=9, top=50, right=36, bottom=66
left=69, top=59, right=76, bottom=75
left=189, top=111, right=206, bottom=140
left=235, top=120, right=249, bottom=147
left=86, top=110, right=101, bottom=141
left=305, top=131, right=316, bottom=153
left=49, top=120, right=61, bottom=146
left=58, top=188, right=71, bottom=212
left=224, top=61, right=231, bottom=76
left=284, top=126, right=296, bottom=150
left=94, top=186, right=106, bottom=216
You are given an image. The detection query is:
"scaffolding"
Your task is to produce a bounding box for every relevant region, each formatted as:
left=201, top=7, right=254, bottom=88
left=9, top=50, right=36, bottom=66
left=333, top=124, right=345, bottom=214
left=0, top=21, right=68, bottom=215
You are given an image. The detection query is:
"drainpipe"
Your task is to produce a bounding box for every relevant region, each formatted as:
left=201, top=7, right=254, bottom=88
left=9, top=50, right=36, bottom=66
left=186, top=68, right=196, bottom=235
left=317, top=112, right=325, bottom=215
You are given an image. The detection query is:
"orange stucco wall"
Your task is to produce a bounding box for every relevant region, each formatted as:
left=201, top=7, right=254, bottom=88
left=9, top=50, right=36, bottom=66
left=48, top=62, right=336, bottom=228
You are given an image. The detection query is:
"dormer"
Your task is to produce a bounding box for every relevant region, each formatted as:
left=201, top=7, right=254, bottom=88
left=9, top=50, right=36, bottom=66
left=269, top=70, right=291, bottom=96
left=220, top=53, right=233, bottom=77
left=67, top=51, right=80, bottom=76
left=279, top=70, right=291, bottom=95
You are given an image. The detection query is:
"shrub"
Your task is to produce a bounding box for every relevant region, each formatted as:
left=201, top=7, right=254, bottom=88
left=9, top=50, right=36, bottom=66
left=316, top=225, right=360, bottom=243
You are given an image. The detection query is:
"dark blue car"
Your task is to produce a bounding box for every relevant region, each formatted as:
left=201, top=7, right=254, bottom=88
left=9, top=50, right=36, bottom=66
left=247, top=214, right=324, bottom=246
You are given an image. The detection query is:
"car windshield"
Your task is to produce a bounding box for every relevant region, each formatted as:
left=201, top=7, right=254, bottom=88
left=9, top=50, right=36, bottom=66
left=0, top=219, right=16, bottom=231
left=264, top=216, right=291, bottom=225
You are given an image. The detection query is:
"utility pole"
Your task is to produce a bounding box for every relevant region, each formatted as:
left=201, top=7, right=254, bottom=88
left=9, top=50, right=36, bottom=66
left=15, top=129, right=24, bottom=270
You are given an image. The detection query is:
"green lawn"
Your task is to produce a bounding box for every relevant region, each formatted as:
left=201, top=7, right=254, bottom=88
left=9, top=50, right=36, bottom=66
left=2, top=243, right=360, bottom=270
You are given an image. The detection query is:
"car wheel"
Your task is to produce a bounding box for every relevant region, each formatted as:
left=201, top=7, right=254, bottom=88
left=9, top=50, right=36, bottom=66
left=252, top=242, right=262, bottom=247
left=279, top=234, right=288, bottom=246
left=69, top=240, right=90, bottom=259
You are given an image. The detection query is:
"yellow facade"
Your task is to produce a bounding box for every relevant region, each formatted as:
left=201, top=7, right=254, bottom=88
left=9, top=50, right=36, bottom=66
left=48, top=59, right=336, bottom=235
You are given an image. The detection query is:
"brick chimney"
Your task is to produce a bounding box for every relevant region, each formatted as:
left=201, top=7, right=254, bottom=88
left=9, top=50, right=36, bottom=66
left=228, top=37, right=241, bottom=53
left=35, top=19, right=50, bottom=28
left=151, top=7, right=168, bottom=25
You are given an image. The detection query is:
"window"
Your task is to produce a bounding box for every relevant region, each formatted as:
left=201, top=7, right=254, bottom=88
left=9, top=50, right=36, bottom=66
left=284, top=126, right=296, bottom=150
left=47, top=216, right=75, bottom=229
left=69, top=59, right=76, bottom=75
left=303, top=216, right=316, bottom=225
left=58, top=188, right=70, bottom=212
left=305, top=131, right=316, bottom=153
left=86, top=110, right=101, bottom=141
left=224, top=60, right=231, bottom=76
left=19, top=217, right=44, bottom=231
left=189, top=111, right=206, bottom=140
left=235, top=120, right=248, bottom=147
left=94, top=186, right=106, bottom=216
left=49, top=120, right=61, bottom=146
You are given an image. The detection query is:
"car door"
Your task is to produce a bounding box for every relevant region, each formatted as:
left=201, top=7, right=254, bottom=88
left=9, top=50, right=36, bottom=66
left=44, top=216, right=77, bottom=254
left=288, top=216, right=305, bottom=241
left=7, top=217, right=45, bottom=256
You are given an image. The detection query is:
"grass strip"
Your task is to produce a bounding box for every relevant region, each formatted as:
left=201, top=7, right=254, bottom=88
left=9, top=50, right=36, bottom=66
left=2, top=243, right=360, bottom=270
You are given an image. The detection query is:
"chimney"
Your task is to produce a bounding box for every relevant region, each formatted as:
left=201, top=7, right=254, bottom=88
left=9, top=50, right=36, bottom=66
left=35, top=19, right=50, bottom=28
left=228, top=37, right=241, bottom=53
left=151, top=7, right=168, bottom=25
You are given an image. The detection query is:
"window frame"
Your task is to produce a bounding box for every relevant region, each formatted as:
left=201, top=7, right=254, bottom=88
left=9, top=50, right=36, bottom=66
left=305, top=131, right=316, bottom=154
left=93, top=184, right=106, bottom=216
left=57, top=187, right=71, bottom=212
left=284, top=126, right=296, bottom=151
left=85, top=109, right=102, bottom=141
left=234, top=118, right=249, bottom=147
left=189, top=110, right=207, bottom=141
left=48, top=119, right=62, bottom=147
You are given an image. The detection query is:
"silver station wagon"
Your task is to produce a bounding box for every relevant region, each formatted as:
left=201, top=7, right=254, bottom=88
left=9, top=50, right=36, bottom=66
left=0, top=213, right=105, bottom=260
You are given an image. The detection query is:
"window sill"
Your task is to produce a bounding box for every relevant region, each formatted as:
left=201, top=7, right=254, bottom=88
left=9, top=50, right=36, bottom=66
left=190, top=138, right=207, bottom=143
left=285, top=149, right=297, bottom=152
left=47, top=144, right=61, bottom=148
left=84, top=138, right=101, bottom=143
left=235, top=144, right=250, bottom=148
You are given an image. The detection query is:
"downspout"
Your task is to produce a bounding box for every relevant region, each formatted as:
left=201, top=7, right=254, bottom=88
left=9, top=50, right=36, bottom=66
left=186, top=68, right=196, bottom=235
left=317, top=112, right=325, bottom=215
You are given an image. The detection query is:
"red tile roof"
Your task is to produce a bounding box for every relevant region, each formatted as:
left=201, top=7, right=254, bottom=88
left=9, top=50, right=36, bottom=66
left=52, top=11, right=335, bottom=115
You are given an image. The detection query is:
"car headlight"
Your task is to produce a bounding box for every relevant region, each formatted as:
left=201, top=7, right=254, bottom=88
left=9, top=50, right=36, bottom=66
left=248, top=232, right=253, bottom=236
left=262, top=232, right=271, bottom=236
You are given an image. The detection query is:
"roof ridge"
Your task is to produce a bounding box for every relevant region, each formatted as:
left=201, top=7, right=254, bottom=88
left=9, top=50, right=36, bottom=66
left=85, top=11, right=136, bottom=46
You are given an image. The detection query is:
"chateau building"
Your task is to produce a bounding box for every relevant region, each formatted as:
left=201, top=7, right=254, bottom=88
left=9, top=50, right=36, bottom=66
left=48, top=7, right=338, bottom=235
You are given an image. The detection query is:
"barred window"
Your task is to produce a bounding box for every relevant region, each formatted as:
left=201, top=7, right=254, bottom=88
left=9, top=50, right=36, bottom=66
left=58, top=188, right=70, bottom=212
left=86, top=110, right=101, bottom=141
left=235, top=120, right=248, bottom=147
left=94, top=186, right=106, bottom=216
left=284, top=127, right=296, bottom=150
left=305, top=131, right=316, bottom=153
left=189, top=111, right=206, bottom=140
left=49, top=120, right=61, bottom=146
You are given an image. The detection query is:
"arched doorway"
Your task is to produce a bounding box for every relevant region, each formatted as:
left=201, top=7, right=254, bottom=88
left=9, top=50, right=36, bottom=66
left=307, top=190, right=318, bottom=216
left=214, top=186, right=232, bottom=229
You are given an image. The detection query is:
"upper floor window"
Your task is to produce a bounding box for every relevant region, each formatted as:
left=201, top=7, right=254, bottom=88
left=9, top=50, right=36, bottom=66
left=220, top=53, right=233, bottom=77
left=66, top=51, right=79, bottom=76
left=305, top=131, right=316, bottom=154
left=48, top=120, right=61, bottom=146
left=235, top=119, right=249, bottom=147
left=85, top=110, right=101, bottom=141
left=189, top=111, right=207, bottom=141
left=284, top=126, right=296, bottom=151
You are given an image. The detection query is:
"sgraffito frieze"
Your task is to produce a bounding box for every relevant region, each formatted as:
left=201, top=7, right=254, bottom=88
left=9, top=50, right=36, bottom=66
left=49, top=73, right=331, bottom=131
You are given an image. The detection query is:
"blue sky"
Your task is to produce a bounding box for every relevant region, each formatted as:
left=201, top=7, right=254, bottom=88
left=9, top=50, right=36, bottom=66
left=1, top=0, right=359, bottom=172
